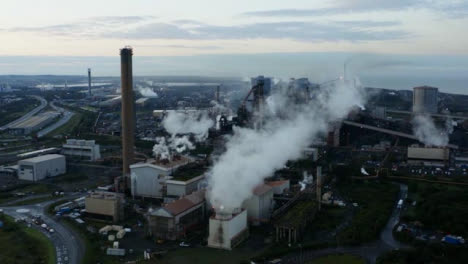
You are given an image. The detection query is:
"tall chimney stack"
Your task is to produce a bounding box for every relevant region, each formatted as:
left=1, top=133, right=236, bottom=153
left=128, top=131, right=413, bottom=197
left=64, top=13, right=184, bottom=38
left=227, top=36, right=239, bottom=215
left=216, top=85, right=220, bottom=103
left=316, top=166, right=322, bottom=211
left=120, top=47, right=135, bottom=188
left=88, top=68, right=92, bottom=96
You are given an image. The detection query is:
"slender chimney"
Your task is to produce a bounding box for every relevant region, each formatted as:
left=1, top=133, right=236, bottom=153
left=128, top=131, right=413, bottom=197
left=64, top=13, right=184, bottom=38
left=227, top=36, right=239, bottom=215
left=316, top=166, right=322, bottom=211
left=120, top=47, right=135, bottom=187
left=216, top=85, right=220, bottom=103
left=88, top=68, right=92, bottom=96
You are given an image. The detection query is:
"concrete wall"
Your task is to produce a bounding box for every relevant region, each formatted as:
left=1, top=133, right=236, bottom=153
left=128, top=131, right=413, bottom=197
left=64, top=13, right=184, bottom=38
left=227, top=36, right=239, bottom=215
left=408, top=147, right=449, bottom=161
left=130, top=166, right=170, bottom=198
left=166, top=175, right=204, bottom=197
left=18, top=155, right=66, bottom=181
left=208, top=210, right=248, bottom=250
left=243, top=189, right=274, bottom=224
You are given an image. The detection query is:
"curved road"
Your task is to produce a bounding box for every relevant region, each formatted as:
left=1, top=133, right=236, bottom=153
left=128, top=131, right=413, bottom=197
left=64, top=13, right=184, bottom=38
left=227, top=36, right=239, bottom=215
left=0, top=95, right=47, bottom=131
left=37, top=101, right=75, bottom=138
left=1, top=195, right=85, bottom=264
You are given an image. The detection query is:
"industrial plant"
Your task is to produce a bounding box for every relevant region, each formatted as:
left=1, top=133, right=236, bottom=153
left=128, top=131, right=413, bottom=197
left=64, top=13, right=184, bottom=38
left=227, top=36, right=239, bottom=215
left=2, top=46, right=468, bottom=264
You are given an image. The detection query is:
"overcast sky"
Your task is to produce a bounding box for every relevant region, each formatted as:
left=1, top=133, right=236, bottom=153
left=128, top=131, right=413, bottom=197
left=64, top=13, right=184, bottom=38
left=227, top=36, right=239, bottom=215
left=1, top=0, right=468, bottom=92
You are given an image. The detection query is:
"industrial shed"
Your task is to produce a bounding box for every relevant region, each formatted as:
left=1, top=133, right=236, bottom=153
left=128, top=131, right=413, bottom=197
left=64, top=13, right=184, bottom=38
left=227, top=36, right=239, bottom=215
left=18, top=154, right=66, bottom=181
left=147, top=190, right=205, bottom=240
left=243, top=184, right=274, bottom=225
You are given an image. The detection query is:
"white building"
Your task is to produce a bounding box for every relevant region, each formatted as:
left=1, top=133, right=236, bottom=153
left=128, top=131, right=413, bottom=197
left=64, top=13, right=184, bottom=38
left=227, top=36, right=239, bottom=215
left=208, top=209, right=249, bottom=250
left=413, top=86, right=438, bottom=114
left=242, top=184, right=274, bottom=225
left=18, top=154, right=66, bottom=181
left=166, top=175, right=205, bottom=198
left=130, top=157, right=192, bottom=199
left=62, top=139, right=101, bottom=161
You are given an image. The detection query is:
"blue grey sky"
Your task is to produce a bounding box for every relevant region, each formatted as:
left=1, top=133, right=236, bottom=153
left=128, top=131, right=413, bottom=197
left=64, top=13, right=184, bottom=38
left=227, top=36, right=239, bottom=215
left=0, top=0, right=467, bottom=93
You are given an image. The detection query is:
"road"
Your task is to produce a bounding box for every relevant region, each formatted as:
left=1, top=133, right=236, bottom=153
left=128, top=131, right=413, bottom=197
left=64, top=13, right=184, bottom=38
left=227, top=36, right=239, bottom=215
left=0, top=95, right=47, bottom=131
left=1, top=194, right=85, bottom=264
left=281, top=183, right=410, bottom=264
left=37, top=101, right=75, bottom=138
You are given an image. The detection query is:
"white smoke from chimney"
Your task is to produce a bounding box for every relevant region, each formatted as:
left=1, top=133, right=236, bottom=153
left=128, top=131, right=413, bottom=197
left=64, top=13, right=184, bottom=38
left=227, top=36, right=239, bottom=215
left=207, top=79, right=366, bottom=212
left=137, top=85, right=158, bottom=98
left=412, top=114, right=450, bottom=147
left=152, top=111, right=214, bottom=160
left=163, top=111, right=214, bottom=142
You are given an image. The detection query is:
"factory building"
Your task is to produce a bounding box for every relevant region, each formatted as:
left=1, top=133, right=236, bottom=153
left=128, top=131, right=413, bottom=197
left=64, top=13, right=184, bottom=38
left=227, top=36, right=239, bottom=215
left=413, top=86, right=438, bottom=114
left=17, top=148, right=60, bottom=159
left=147, top=190, right=205, bottom=240
left=85, top=191, right=125, bottom=222
left=9, top=112, right=60, bottom=135
left=130, top=157, right=192, bottom=199
left=166, top=175, right=205, bottom=198
left=242, top=184, right=274, bottom=225
left=62, top=139, right=101, bottom=161
left=18, top=154, right=66, bottom=181
left=251, top=76, right=272, bottom=95
left=208, top=209, right=249, bottom=250
left=407, top=145, right=450, bottom=164
left=266, top=180, right=290, bottom=195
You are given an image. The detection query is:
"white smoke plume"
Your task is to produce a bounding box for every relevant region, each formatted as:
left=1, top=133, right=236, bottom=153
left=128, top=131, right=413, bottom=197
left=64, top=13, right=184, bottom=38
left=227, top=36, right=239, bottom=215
left=411, top=114, right=450, bottom=147
left=163, top=111, right=214, bottom=142
left=152, top=111, right=214, bottom=160
left=137, top=85, right=158, bottom=98
left=152, top=137, right=171, bottom=160
left=207, top=79, right=366, bottom=212
left=152, top=135, right=196, bottom=160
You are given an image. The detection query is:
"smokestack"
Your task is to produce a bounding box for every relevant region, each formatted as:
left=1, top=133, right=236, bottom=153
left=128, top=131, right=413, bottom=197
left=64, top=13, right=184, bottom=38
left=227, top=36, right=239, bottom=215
left=216, top=85, right=220, bottom=103
left=88, top=68, right=92, bottom=96
left=120, top=46, right=135, bottom=188
left=316, top=166, right=322, bottom=211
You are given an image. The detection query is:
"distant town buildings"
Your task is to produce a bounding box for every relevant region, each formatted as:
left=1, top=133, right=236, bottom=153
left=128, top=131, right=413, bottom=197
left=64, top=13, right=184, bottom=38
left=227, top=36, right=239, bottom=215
left=413, top=86, right=438, bottom=114
left=62, top=139, right=101, bottom=161
left=18, top=154, right=66, bottom=181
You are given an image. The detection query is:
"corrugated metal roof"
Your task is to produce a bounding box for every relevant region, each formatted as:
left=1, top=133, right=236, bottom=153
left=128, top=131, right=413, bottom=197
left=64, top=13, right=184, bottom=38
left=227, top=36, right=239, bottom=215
left=253, top=184, right=273, bottom=196
left=20, top=154, right=65, bottom=163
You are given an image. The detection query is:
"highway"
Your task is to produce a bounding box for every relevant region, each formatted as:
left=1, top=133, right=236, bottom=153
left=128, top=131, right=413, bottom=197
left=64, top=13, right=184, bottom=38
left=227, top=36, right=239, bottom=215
left=1, top=195, right=85, bottom=264
left=0, top=95, right=47, bottom=131
left=37, top=101, right=75, bottom=138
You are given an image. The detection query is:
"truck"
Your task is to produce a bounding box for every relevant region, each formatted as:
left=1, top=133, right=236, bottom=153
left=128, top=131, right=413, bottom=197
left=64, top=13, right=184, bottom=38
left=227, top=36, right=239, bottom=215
left=397, top=199, right=404, bottom=209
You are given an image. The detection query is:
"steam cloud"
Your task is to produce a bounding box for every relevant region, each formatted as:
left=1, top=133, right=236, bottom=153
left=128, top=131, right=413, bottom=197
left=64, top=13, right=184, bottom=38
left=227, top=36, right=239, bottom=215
left=411, top=114, right=452, bottom=147
left=152, top=111, right=214, bottom=159
left=207, top=79, right=366, bottom=212
left=137, top=85, right=158, bottom=98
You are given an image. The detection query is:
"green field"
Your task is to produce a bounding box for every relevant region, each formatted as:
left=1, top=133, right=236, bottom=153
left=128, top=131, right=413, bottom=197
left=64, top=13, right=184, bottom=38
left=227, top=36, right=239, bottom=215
left=307, top=254, right=365, bottom=264
left=0, top=215, right=55, bottom=264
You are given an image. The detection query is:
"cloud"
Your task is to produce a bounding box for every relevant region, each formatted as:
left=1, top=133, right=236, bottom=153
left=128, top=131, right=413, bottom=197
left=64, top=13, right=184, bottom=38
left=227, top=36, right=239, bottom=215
left=7, top=16, right=153, bottom=37
left=135, top=44, right=222, bottom=50
left=4, top=16, right=409, bottom=43
left=104, top=21, right=409, bottom=42
left=242, top=0, right=468, bottom=17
